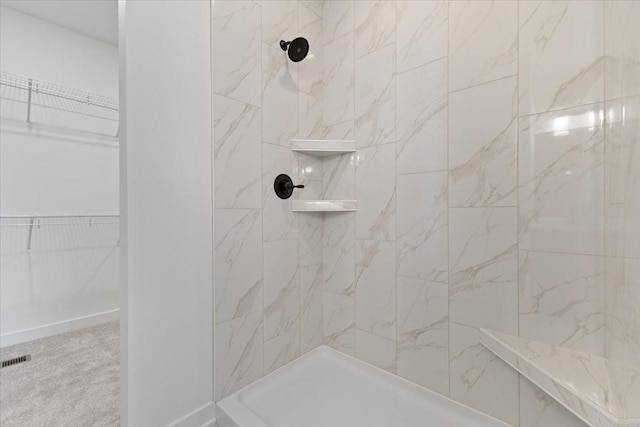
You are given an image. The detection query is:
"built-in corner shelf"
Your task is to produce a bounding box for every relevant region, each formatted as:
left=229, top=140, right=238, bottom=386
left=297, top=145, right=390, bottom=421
left=290, top=139, right=357, bottom=212
left=480, top=329, right=640, bottom=427
left=292, top=200, right=357, bottom=212
left=291, top=139, right=356, bottom=157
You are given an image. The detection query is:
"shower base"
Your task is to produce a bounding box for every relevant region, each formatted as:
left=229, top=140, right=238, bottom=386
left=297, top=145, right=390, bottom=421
left=216, top=346, right=509, bottom=427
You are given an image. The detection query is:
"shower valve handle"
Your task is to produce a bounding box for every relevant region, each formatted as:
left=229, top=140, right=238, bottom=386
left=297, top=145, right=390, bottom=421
left=274, top=174, right=304, bottom=200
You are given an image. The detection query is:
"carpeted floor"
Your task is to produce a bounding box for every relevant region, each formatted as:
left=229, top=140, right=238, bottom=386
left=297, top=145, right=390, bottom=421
left=0, top=321, right=120, bottom=426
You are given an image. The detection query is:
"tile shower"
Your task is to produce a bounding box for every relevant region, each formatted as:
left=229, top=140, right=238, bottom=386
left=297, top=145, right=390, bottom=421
left=212, top=1, right=639, bottom=427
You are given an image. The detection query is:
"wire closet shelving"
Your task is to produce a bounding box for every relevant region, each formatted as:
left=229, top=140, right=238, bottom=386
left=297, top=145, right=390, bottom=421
left=0, top=215, right=120, bottom=252
left=0, top=71, right=119, bottom=138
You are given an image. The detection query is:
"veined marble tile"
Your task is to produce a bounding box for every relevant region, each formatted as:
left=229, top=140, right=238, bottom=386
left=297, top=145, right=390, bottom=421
left=605, top=1, right=640, bottom=100
left=605, top=96, right=640, bottom=259
left=449, top=322, right=519, bottom=426
left=263, top=239, right=300, bottom=341
left=299, top=92, right=324, bottom=140
left=323, top=33, right=355, bottom=127
left=605, top=99, right=631, bottom=206
left=298, top=3, right=323, bottom=98
left=449, top=77, right=517, bottom=208
left=519, top=0, right=604, bottom=115
left=323, top=291, right=355, bottom=355
left=396, top=58, right=447, bottom=175
left=397, top=276, right=449, bottom=396
left=322, top=152, right=355, bottom=200
left=355, top=240, right=396, bottom=340
left=519, top=376, right=589, bottom=427
left=262, top=43, right=299, bottom=146
left=215, top=311, right=263, bottom=400
left=355, top=44, right=395, bottom=148
left=606, top=258, right=640, bottom=394
left=396, top=0, right=447, bottom=74
left=299, top=212, right=323, bottom=267
left=604, top=99, right=628, bottom=258
left=355, top=329, right=396, bottom=373
left=316, top=120, right=355, bottom=141
left=605, top=257, right=627, bottom=361
left=606, top=203, right=625, bottom=259
left=449, top=207, right=518, bottom=332
left=261, top=0, right=297, bottom=47
left=301, top=0, right=323, bottom=18
left=295, top=180, right=323, bottom=206
left=323, top=0, right=354, bottom=46
left=354, top=1, right=395, bottom=59
left=264, top=328, right=300, bottom=374
left=624, top=259, right=640, bottom=364
left=297, top=151, right=323, bottom=182
left=448, top=1, right=517, bottom=92
left=519, top=104, right=605, bottom=255
left=262, top=143, right=299, bottom=241
left=355, top=144, right=396, bottom=241
left=212, top=1, right=261, bottom=106
left=300, top=264, right=323, bottom=353
left=519, top=250, right=604, bottom=354
left=323, top=213, right=355, bottom=295
left=215, top=209, right=263, bottom=324
left=214, top=94, right=262, bottom=209
left=397, top=171, right=448, bottom=283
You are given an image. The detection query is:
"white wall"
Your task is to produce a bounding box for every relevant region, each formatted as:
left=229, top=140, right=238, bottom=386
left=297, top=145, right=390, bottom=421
left=0, top=6, right=118, bottom=98
left=120, top=1, right=214, bottom=426
left=0, top=6, right=120, bottom=346
left=0, top=6, right=119, bottom=216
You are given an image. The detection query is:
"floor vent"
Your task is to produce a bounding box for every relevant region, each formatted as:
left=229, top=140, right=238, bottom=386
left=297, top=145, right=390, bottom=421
left=1, top=354, right=31, bottom=368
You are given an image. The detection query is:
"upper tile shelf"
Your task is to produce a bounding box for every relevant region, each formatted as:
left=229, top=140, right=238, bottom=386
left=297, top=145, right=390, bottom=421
left=291, top=139, right=356, bottom=157
left=480, top=329, right=640, bottom=427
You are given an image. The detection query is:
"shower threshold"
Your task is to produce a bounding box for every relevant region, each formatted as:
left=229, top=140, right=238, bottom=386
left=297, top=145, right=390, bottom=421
left=216, top=346, right=509, bottom=427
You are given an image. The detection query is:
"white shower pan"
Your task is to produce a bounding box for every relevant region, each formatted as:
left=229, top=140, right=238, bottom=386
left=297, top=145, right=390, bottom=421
left=217, top=346, right=509, bottom=427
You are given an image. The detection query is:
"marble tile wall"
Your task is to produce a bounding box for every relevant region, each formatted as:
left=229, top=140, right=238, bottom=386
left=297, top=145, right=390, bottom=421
left=603, top=0, right=640, bottom=374
left=211, top=1, right=639, bottom=426
left=212, top=0, right=324, bottom=400
left=316, top=1, right=637, bottom=426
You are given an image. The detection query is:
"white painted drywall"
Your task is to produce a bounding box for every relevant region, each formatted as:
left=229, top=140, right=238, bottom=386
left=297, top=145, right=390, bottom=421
left=1, top=0, right=118, bottom=46
left=0, top=6, right=118, bottom=97
left=0, top=6, right=119, bottom=346
left=119, top=1, right=214, bottom=425
left=0, top=6, right=119, bottom=216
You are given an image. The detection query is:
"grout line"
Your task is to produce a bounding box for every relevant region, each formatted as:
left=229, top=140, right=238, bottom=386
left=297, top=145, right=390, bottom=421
left=396, top=168, right=450, bottom=176
left=212, top=91, right=261, bottom=109
left=516, top=0, right=522, bottom=420
left=396, top=55, right=449, bottom=77
left=446, top=0, right=451, bottom=399
left=260, top=0, right=265, bottom=378
left=296, top=0, right=302, bottom=359
left=392, top=9, right=398, bottom=364
left=210, top=0, right=217, bottom=400
left=517, top=99, right=607, bottom=119
left=448, top=73, right=519, bottom=96
left=602, top=0, right=608, bottom=359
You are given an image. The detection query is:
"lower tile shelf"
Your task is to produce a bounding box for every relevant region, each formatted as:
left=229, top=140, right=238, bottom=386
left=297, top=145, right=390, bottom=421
left=291, top=200, right=357, bottom=212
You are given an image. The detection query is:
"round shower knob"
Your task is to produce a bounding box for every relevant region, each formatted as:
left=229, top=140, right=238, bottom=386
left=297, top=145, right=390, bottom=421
left=274, top=174, right=304, bottom=199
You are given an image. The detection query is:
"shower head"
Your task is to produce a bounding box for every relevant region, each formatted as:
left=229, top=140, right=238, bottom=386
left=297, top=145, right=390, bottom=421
left=280, top=37, right=309, bottom=62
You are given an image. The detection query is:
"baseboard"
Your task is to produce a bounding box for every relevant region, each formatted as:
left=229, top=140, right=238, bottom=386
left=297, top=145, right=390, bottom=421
left=0, top=309, right=120, bottom=348
left=169, top=401, right=216, bottom=427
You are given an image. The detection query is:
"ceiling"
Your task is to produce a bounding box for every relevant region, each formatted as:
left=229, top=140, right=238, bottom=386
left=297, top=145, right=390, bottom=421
left=1, top=0, right=118, bottom=45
